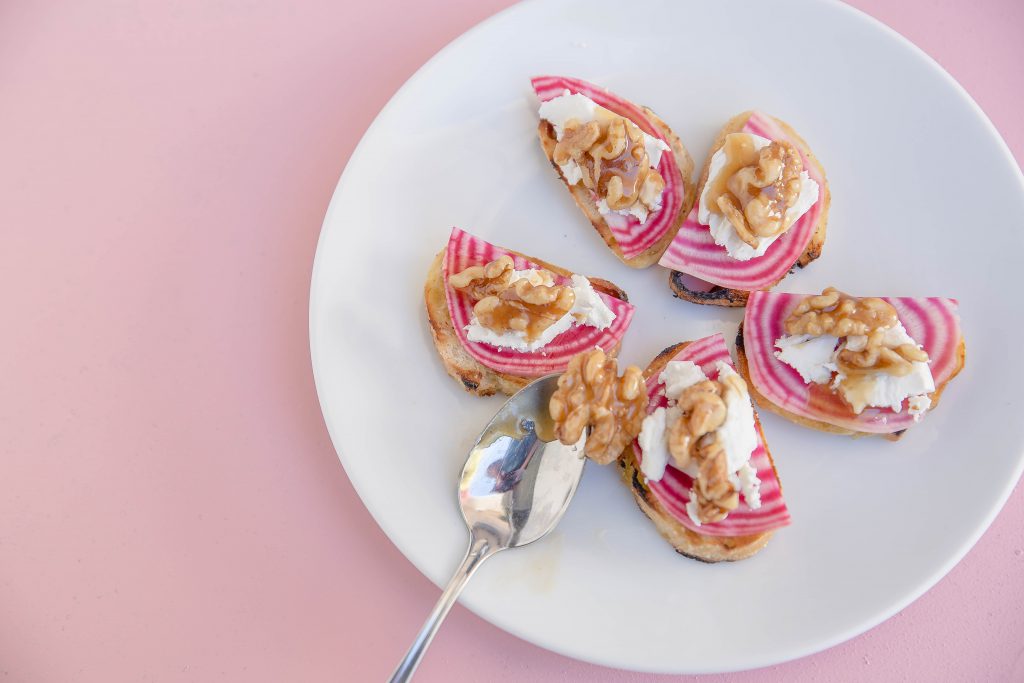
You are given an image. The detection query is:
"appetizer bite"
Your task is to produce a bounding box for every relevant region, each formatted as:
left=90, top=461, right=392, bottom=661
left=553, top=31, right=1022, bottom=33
left=532, top=75, right=696, bottom=268
left=737, top=288, right=965, bottom=439
left=426, top=227, right=634, bottom=396
left=659, top=111, right=830, bottom=306
left=549, top=337, right=790, bottom=562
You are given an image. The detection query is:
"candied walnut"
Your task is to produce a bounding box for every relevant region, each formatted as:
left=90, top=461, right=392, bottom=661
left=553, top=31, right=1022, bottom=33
left=548, top=348, right=646, bottom=464
left=592, top=117, right=662, bottom=212
left=667, top=380, right=726, bottom=470
left=590, top=117, right=629, bottom=165
left=451, top=256, right=577, bottom=341
left=665, top=370, right=751, bottom=524
left=638, top=171, right=666, bottom=209
left=691, top=435, right=739, bottom=524
left=713, top=138, right=804, bottom=247
left=785, top=287, right=899, bottom=338
left=473, top=277, right=575, bottom=342
left=448, top=255, right=515, bottom=300
left=552, top=119, right=601, bottom=167
left=556, top=113, right=666, bottom=214
left=836, top=341, right=929, bottom=379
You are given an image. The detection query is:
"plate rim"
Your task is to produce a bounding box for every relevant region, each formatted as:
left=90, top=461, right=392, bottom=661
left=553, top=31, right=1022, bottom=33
left=309, top=0, right=1024, bottom=673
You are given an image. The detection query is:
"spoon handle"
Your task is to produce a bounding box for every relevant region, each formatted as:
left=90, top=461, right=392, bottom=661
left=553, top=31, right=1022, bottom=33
left=388, top=534, right=495, bottom=683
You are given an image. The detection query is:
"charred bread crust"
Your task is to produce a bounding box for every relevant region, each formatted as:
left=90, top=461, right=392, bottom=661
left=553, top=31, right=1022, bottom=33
left=669, top=272, right=751, bottom=307
left=424, top=250, right=627, bottom=397
left=667, top=111, right=831, bottom=307
left=734, top=323, right=966, bottom=440
left=617, top=341, right=776, bottom=562
left=537, top=106, right=696, bottom=269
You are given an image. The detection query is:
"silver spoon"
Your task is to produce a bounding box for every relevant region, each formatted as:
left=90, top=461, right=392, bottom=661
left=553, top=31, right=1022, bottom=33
left=388, top=374, right=586, bottom=682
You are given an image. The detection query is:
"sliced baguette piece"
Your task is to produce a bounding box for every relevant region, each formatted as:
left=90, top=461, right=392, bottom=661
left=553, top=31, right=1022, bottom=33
left=734, top=323, right=966, bottom=441
left=424, top=250, right=629, bottom=397
left=537, top=109, right=696, bottom=269
left=617, top=342, right=779, bottom=562
left=667, top=111, right=831, bottom=306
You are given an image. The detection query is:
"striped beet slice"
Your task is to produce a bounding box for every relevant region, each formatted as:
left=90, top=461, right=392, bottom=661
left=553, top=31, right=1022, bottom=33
left=633, top=333, right=791, bottom=537
left=442, top=227, right=634, bottom=376
left=658, top=112, right=825, bottom=289
left=743, top=291, right=962, bottom=433
left=531, top=75, right=685, bottom=260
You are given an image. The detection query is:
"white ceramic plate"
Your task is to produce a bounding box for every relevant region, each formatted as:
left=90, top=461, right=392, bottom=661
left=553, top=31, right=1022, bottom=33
left=310, top=0, right=1024, bottom=673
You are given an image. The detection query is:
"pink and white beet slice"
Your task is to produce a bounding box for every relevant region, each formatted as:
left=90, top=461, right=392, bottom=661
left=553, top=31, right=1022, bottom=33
left=658, top=111, right=825, bottom=290
left=442, top=227, right=634, bottom=377
left=633, top=333, right=791, bottom=537
left=532, top=75, right=686, bottom=260
left=743, top=291, right=963, bottom=433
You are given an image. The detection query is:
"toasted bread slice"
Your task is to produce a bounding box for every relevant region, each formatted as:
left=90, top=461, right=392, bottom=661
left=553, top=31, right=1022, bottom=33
left=617, top=342, right=777, bottom=562
left=537, top=107, right=696, bottom=269
left=733, top=324, right=967, bottom=440
left=668, top=111, right=831, bottom=306
left=424, top=250, right=629, bottom=397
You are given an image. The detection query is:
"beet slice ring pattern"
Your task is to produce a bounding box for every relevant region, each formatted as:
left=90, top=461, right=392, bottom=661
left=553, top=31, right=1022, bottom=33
left=633, top=333, right=791, bottom=537
left=743, top=291, right=962, bottom=433
left=658, top=112, right=825, bottom=290
left=442, top=227, right=634, bottom=376
left=532, top=75, right=686, bottom=260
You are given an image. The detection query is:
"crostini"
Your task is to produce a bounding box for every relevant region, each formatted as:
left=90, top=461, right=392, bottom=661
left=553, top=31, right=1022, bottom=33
left=549, top=337, right=791, bottom=562
left=659, top=111, right=830, bottom=306
left=532, top=75, right=696, bottom=268
left=736, top=288, right=965, bottom=439
left=426, top=227, right=635, bottom=396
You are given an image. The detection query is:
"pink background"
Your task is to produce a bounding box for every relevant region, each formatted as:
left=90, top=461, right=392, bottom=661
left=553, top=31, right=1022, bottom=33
left=2, top=0, right=1022, bottom=680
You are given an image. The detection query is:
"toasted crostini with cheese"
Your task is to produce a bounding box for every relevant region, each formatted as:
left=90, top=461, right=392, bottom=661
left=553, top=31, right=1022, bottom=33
left=548, top=337, right=790, bottom=562
left=533, top=75, right=696, bottom=269
left=660, top=111, right=830, bottom=306
left=736, top=288, right=965, bottom=439
left=425, top=227, right=634, bottom=396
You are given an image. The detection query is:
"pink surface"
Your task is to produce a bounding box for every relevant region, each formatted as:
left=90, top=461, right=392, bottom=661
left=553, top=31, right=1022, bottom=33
left=1, top=0, right=1021, bottom=680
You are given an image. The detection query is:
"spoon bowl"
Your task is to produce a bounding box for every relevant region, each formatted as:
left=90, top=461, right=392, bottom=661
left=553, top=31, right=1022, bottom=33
left=458, top=374, right=586, bottom=550
left=389, top=374, right=586, bottom=682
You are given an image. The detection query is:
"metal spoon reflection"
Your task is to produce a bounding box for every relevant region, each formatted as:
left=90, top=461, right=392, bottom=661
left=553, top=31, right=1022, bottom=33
left=388, top=374, right=585, bottom=682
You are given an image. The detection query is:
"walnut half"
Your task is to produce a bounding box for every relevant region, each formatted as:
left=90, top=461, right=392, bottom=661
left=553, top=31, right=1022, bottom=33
left=666, top=380, right=726, bottom=471
left=552, top=119, right=601, bottom=167
left=716, top=139, right=804, bottom=247
left=448, top=255, right=515, bottom=300
left=690, top=435, right=739, bottom=524
left=548, top=348, right=646, bottom=464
